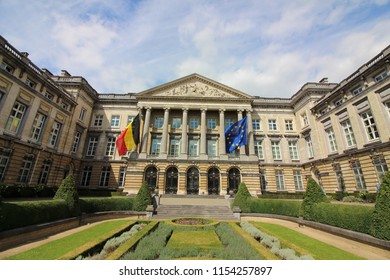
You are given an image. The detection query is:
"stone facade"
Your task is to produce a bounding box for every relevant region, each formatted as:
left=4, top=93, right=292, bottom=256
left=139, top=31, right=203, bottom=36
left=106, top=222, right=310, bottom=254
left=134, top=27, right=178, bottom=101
left=0, top=35, right=389, bottom=196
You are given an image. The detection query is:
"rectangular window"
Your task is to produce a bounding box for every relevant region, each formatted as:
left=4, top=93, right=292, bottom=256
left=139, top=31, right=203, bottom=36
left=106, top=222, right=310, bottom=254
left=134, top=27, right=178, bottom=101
left=326, top=127, right=338, bottom=153
left=271, top=141, right=281, bottom=160
left=44, top=92, right=54, bottom=100
left=373, top=156, right=388, bottom=183
left=207, top=118, right=217, bottom=129
left=93, top=115, right=103, bottom=127
left=306, top=136, right=314, bottom=158
left=71, top=131, right=82, bottom=153
left=172, top=117, right=181, bottom=129
left=0, top=61, right=14, bottom=73
left=6, top=101, right=27, bottom=133
left=289, top=141, right=299, bottom=160
left=48, top=121, right=62, bottom=147
left=341, top=120, right=356, bottom=147
left=86, top=137, right=98, bottom=156
left=61, top=102, right=69, bottom=111
left=252, top=119, right=261, bottom=130
left=302, top=113, right=309, bottom=126
left=189, top=118, right=199, bottom=129
left=99, top=166, right=110, bottom=187
left=17, top=154, right=34, bottom=183
left=334, top=98, right=343, bottom=107
left=386, top=101, right=390, bottom=115
left=105, top=137, right=116, bottom=156
left=38, top=160, right=51, bottom=184
left=169, top=139, right=180, bottom=157
left=275, top=170, right=285, bottom=190
left=351, top=161, right=366, bottom=190
left=225, top=118, right=234, bottom=129
left=254, top=140, right=264, bottom=159
left=25, top=77, right=36, bottom=89
left=111, top=115, right=120, bottom=127
left=79, top=108, right=87, bottom=121
left=374, top=70, right=388, bottom=82
left=188, top=139, right=199, bottom=157
left=80, top=166, right=92, bottom=187
left=268, top=119, right=277, bottom=130
left=352, top=85, right=363, bottom=96
left=285, top=120, right=293, bottom=131
left=0, top=149, right=11, bottom=181
left=293, top=170, right=304, bottom=191
left=127, top=115, right=134, bottom=124
left=207, top=139, right=218, bottom=157
left=30, top=112, right=47, bottom=141
left=360, top=111, right=379, bottom=140
left=119, top=166, right=127, bottom=187
left=154, top=117, right=163, bottom=129
left=150, top=138, right=161, bottom=155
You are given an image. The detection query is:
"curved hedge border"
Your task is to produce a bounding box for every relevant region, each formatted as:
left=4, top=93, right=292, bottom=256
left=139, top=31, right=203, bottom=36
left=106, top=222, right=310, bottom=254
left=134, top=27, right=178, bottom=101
left=0, top=197, right=135, bottom=232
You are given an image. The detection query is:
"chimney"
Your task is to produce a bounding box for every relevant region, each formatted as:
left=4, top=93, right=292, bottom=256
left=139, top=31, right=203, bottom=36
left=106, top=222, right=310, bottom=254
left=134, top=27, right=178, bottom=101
left=21, top=52, right=29, bottom=58
left=61, top=70, right=71, bottom=77
left=319, top=77, right=328, bottom=83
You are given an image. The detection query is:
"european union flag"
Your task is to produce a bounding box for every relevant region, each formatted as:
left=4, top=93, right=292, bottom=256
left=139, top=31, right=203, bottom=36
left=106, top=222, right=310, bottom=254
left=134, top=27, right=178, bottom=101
left=225, top=116, right=247, bottom=153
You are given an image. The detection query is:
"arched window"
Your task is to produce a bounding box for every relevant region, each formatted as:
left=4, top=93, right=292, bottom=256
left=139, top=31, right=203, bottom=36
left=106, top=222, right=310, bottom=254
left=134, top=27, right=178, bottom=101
left=208, top=167, right=220, bottom=195
left=187, top=167, right=199, bottom=195
left=228, top=168, right=241, bottom=194
left=165, top=167, right=178, bottom=194
left=144, top=166, right=157, bottom=191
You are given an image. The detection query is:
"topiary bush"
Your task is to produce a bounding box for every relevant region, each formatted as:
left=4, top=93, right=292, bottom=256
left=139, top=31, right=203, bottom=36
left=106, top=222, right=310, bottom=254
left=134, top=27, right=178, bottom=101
left=300, top=177, right=328, bottom=220
left=54, top=175, right=80, bottom=216
left=369, top=172, right=390, bottom=240
left=232, top=182, right=252, bottom=212
left=133, top=182, right=152, bottom=211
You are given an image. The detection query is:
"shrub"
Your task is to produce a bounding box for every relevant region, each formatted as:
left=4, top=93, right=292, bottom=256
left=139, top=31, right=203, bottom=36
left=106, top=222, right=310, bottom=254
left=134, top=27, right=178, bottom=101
left=342, top=195, right=364, bottom=203
left=310, top=203, right=373, bottom=234
left=54, top=175, right=80, bottom=216
left=232, top=182, right=252, bottom=212
left=79, top=197, right=134, bottom=213
left=249, top=199, right=301, bottom=217
left=370, top=172, right=390, bottom=240
left=133, top=182, right=152, bottom=211
left=300, top=178, right=328, bottom=220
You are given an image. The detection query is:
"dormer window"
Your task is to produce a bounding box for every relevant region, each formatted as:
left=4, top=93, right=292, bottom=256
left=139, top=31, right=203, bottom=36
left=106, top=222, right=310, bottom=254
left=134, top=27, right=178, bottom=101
left=374, top=70, right=388, bottom=82
left=0, top=61, right=14, bottom=74
left=352, top=85, right=363, bottom=96
left=334, top=98, right=343, bottom=107
left=61, top=102, right=69, bottom=110
left=25, top=77, right=36, bottom=89
left=44, top=92, right=54, bottom=100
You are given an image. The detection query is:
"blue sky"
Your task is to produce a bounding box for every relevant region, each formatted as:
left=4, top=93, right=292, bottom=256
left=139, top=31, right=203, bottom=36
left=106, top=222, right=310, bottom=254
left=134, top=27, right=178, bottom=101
left=0, top=0, right=389, bottom=97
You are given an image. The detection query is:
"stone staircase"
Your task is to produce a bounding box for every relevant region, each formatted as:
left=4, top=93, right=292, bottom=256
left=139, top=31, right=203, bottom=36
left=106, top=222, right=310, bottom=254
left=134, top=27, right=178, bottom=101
left=152, top=196, right=238, bottom=221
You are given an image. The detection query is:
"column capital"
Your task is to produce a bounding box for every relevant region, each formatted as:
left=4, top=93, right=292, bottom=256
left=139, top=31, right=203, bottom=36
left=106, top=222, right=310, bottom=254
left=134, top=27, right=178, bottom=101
left=144, top=106, right=152, bottom=111
left=219, top=108, right=226, bottom=113
left=182, top=107, right=189, bottom=112
left=237, top=109, right=245, bottom=113
left=163, top=106, right=170, bottom=112
left=200, top=107, right=208, bottom=112
left=245, top=109, right=253, bottom=114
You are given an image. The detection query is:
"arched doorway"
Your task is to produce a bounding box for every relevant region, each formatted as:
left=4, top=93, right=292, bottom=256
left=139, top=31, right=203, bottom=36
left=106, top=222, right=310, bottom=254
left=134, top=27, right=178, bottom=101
left=165, top=167, right=178, bottom=194
left=187, top=167, right=199, bottom=195
left=228, top=168, right=241, bottom=194
left=144, top=166, right=157, bottom=192
left=208, top=167, right=220, bottom=195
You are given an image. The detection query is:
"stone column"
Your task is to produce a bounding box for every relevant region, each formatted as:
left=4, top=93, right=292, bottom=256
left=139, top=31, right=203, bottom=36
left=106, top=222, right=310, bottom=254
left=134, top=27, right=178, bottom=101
left=140, top=107, right=151, bottom=155
left=200, top=107, right=207, bottom=157
left=181, top=107, right=188, bottom=156
left=246, top=109, right=256, bottom=156
left=160, top=107, right=170, bottom=155
left=219, top=109, right=226, bottom=156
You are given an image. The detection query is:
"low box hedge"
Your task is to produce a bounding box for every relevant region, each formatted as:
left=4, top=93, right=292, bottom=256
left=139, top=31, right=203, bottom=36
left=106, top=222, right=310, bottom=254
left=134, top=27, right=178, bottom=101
left=309, top=202, right=374, bottom=234
left=249, top=198, right=301, bottom=217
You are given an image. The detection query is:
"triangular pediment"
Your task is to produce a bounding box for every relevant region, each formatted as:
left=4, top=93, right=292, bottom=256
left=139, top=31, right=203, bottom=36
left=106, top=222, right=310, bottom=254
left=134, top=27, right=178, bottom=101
left=136, top=73, right=253, bottom=100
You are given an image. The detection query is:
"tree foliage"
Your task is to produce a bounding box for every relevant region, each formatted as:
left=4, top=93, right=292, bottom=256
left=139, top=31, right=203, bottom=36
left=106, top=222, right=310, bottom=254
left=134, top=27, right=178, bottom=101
left=53, top=175, right=80, bottom=216
left=133, top=181, right=152, bottom=211
left=300, top=177, right=328, bottom=220
left=232, top=182, right=252, bottom=212
left=369, top=172, right=390, bottom=240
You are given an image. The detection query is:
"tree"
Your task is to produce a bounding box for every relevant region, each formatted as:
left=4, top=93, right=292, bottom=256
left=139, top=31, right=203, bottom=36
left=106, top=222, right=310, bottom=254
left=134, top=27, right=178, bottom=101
left=369, top=172, right=390, bottom=240
left=53, top=174, right=80, bottom=216
left=300, top=177, right=328, bottom=220
left=133, top=182, right=152, bottom=211
left=232, top=182, right=252, bottom=212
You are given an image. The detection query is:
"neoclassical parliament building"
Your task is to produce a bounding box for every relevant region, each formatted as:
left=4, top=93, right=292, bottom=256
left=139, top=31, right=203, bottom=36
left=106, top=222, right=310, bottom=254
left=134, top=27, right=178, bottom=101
left=0, top=35, right=389, bottom=196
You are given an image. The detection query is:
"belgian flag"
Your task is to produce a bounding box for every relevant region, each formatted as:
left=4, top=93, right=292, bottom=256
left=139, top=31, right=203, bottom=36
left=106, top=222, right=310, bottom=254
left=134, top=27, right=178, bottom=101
left=116, top=114, right=140, bottom=156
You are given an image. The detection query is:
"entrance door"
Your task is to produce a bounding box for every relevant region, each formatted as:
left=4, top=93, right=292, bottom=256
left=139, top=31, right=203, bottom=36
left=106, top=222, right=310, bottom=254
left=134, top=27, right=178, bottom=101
left=208, top=167, right=220, bottom=195
left=144, top=166, right=157, bottom=192
left=165, top=167, right=178, bottom=194
left=187, top=167, right=199, bottom=195
left=228, top=168, right=240, bottom=194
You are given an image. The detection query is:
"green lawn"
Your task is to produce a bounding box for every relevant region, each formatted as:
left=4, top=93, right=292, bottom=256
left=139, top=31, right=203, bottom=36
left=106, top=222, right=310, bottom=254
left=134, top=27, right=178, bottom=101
left=6, top=220, right=133, bottom=260
left=167, top=230, right=223, bottom=251
left=252, top=222, right=365, bottom=260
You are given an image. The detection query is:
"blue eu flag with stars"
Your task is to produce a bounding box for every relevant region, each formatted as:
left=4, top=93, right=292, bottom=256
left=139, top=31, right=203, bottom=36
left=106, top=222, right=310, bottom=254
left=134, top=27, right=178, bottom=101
left=225, top=116, right=247, bottom=153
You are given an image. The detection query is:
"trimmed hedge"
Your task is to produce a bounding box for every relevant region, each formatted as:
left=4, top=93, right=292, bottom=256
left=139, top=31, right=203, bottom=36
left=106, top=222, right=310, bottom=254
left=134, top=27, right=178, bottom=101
left=79, top=197, right=134, bottom=213
left=259, top=192, right=305, bottom=200
left=249, top=198, right=301, bottom=217
left=0, top=200, right=72, bottom=231
left=309, top=203, right=374, bottom=234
